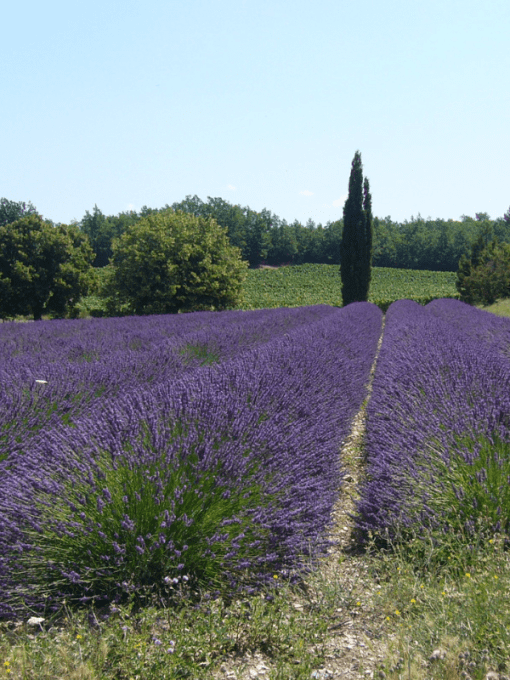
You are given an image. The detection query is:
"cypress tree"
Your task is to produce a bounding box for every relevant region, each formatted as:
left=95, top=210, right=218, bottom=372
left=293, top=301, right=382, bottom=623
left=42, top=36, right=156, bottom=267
left=361, top=176, right=373, bottom=300
left=340, top=151, right=373, bottom=305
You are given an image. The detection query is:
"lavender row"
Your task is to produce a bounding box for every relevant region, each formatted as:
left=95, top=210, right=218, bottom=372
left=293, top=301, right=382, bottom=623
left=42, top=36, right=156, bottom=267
left=426, top=297, right=510, bottom=358
left=357, top=299, right=510, bottom=539
left=0, top=305, right=336, bottom=459
left=0, top=302, right=382, bottom=617
left=0, top=305, right=338, bottom=365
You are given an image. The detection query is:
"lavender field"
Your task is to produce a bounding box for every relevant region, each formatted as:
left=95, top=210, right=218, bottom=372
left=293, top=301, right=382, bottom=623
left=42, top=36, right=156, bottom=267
left=358, top=298, right=510, bottom=545
left=4, top=299, right=510, bottom=678
left=3, top=298, right=510, bottom=633
left=0, top=303, right=382, bottom=619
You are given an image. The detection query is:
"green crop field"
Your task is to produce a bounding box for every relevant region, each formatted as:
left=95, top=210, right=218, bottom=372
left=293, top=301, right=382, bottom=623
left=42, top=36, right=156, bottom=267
left=77, top=263, right=459, bottom=318
left=240, top=263, right=459, bottom=310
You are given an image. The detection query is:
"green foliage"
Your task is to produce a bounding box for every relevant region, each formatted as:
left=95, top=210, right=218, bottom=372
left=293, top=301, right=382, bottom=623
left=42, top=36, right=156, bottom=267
left=265, top=224, right=298, bottom=265
left=75, top=265, right=112, bottom=317
left=371, top=532, right=510, bottom=678
left=362, top=177, right=373, bottom=294
left=371, top=213, right=510, bottom=272
left=370, top=267, right=460, bottom=310
left=0, top=197, right=38, bottom=227
left=0, top=572, right=337, bottom=679
left=0, top=215, right=94, bottom=320
left=80, top=263, right=459, bottom=317
left=80, top=205, right=141, bottom=267
left=170, top=195, right=342, bottom=267
left=179, top=343, right=220, bottom=366
left=240, top=264, right=458, bottom=310
left=105, top=210, right=248, bottom=316
left=340, top=151, right=373, bottom=305
left=465, top=246, right=510, bottom=306
left=389, top=432, right=510, bottom=576
left=76, top=197, right=510, bottom=273
left=456, top=222, right=492, bottom=304
left=427, top=433, right=510, bottom=539
left=457, top=237, right=510, bottom=306
left=3, top=527, right=510, bottom=680
left=170, top=195, right=272, bottom=267
left=480, top=297, right=510, bottom=317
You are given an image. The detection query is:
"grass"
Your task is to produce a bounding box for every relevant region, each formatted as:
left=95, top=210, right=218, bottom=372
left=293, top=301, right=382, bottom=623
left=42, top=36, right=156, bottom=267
left=2, top=524, right=510, bottom=679
left=480, top=298, right=510, bottom=318
left=178, top=343, right=220, bottom=366
left=0, top=576, right=343, bottom=679
left=360, top=531, right=510, bottom=679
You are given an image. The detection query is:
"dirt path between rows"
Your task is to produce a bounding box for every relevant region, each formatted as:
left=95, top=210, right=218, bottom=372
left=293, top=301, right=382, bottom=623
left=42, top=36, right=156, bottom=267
left=217, top=317, right=392, bottom=679
left=299, top=317, right=391, bottom=679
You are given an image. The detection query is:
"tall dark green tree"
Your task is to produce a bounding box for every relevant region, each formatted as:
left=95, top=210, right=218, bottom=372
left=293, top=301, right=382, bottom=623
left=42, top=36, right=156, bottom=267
left=340, top=151, right=373, bottom=305
left=456, top=219, right=500, bottom=304
left=361, top=176, right=373, bottom=295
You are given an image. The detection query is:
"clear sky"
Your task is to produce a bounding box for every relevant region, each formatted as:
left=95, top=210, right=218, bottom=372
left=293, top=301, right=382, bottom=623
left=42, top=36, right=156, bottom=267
left=3, top=0, right=509, bottom=226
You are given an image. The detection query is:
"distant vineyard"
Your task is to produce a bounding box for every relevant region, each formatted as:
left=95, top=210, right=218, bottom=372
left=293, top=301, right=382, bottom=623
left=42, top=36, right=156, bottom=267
left=240, top=264, right=459, bottom=311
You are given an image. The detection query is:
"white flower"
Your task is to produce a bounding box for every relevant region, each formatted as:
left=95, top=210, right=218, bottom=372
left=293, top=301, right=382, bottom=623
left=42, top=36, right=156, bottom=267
left=27, top=617, right=45, bottom=626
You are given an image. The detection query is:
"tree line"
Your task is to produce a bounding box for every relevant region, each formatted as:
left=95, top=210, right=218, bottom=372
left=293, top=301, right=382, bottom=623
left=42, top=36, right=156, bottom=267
left=1, top=188, right=510, bottom=320
left=76, top=196, right=510, bottom=273
left=4, top=197, right=510, bottom=276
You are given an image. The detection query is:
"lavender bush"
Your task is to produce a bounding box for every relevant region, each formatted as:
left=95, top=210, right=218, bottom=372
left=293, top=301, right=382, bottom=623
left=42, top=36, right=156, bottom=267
left=0, top=303, right=382, bottom=618
left=357, top=299, right=510, bottom=547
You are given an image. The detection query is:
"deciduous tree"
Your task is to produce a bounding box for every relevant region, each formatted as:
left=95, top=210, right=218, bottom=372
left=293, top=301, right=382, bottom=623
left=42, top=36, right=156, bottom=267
left=0, top=198, right=38, bottom=227
left=80, top=205, right=140, bottom=267
left=0, top=215, right=94, bottom=320
left=106, top=209, right=248, bottom=316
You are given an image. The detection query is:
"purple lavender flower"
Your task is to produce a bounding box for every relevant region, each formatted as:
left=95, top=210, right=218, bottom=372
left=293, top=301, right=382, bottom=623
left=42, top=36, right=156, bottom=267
left=0, top=303, right=382, bottom=617
left=356, top=298, right=510, bottom=541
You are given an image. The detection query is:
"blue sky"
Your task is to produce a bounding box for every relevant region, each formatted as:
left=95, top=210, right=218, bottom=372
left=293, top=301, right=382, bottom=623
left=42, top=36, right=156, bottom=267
left=3, top=0, right=509, bottom=226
